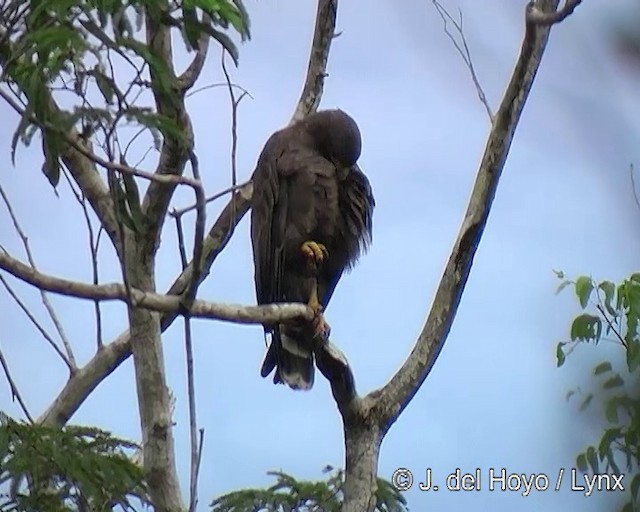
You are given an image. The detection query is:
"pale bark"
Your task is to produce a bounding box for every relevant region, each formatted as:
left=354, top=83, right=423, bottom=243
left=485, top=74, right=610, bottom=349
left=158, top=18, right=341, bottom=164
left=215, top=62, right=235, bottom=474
left=319, top=1, right=578, bottom=510
left=124, top=237, right=183, bottom=512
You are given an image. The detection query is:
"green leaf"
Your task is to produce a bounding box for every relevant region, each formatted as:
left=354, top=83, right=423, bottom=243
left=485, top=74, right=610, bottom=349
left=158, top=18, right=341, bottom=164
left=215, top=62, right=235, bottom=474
left=570, top=314, right=602, bottom=343
left=631, top=473, right=640, bottom=501
left=120, top=166, right=144, bottom=231
left=182, top=6, right=201, bottom=50
left=586, top=446, right=598, bottom=473
left=621, top=502, right=634, bottom=512
left=203, top=23, right=239, bottom=65
left=593, top=361, right=612, bottom=375
left=576, top=453, right=588, bottom=472
left=605, top=398, right=621, bottom=423
left=602, top=374, right=624, bottom=389
left=599, top=281, right=617, bottom=316
left=579, top=393, right=593, bottom=411
left=575, top=276, right=594, bottom=309
left=598, top=428, right=621, bottom=459
left=41, top=132, right=61, bottom=188
left=93, top=69, right=116, bottom=104
left=627, top=340, right=640, bottom=373
left=630, top=273, right=640, bottom=283
left=556, top=342, right=566, bottom=367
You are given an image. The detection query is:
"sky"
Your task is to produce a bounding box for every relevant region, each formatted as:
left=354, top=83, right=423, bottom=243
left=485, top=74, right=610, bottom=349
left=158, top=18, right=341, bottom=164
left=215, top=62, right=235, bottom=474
left=1, top=1, right=640, bottom=511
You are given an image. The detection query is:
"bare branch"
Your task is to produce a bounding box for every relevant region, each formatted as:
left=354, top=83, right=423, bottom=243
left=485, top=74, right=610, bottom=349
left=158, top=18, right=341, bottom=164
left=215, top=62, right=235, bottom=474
left=185, top=152, right=207, bottom=302
left=186, top=82, right=253, bottom=100
left=0, top=251, right=313, bottom=325
left=0, top=346, right=33, bottom=423
left=526, top=0, right=582, bottom=25
left=314, top=336, right=357, bottom=413
left=221, top=52, right=245, bottom=192
left=291, top=0, right=338, bottom=123
left=0, top=184, right=77, bottom=372
left=185, top=317, right=199, bottom=512
left=375, top=0, right=570, bottom=430
left=0, top=276, right=72, bottom=371
left=62, top=171, right=104, bottom=349
left=170, top=180, right=250, bottom=217
left=432, top=1, right=493, bottom=120
left=38, top=183, right=253, bottom=428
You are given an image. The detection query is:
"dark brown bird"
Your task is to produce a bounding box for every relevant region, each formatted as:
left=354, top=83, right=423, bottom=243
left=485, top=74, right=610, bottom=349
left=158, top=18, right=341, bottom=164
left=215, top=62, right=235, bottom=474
left=250, top=109, right=375, bottom=390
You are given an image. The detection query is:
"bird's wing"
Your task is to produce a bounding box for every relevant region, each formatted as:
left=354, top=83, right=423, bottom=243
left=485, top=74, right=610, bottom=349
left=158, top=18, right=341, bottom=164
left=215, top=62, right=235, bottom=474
left=251, top=140, right=331, bottom=307
left=251, top=148, right=283, bottom=307
left=339, top=163, right=375, bottom=269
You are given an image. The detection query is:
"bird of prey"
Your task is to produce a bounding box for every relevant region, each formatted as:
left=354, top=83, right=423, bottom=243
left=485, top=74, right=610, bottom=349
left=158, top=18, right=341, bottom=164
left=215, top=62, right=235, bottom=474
left=250, top=109, right=375, bottom=390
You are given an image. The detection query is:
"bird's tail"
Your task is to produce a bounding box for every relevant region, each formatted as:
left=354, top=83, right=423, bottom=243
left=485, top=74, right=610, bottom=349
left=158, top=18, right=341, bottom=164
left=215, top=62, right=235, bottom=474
left=260, top=324, right=314, bottom=390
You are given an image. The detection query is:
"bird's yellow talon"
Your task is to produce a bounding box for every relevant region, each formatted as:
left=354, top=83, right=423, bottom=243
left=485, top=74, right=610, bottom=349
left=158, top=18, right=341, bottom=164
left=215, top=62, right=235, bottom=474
left=301, top=241, right=328, bottom=264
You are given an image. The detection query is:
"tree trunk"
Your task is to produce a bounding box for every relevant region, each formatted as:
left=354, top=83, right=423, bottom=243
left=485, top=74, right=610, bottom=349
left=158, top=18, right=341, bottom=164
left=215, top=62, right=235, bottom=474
left=125, top=240, right=184, bottom=512
left=342, top=409, right=382, bottom=512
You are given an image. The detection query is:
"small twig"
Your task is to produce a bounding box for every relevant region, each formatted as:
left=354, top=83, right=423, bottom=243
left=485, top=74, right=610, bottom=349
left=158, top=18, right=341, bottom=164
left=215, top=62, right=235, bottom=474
left=62, top=170, right=103, bottom=349
left=526, top=0, right=582, bottom=25
left=185, top=82, right=253, bottom=99
left=221, top=52, right=250, bottom=243
left=185, top=316, right=199, bottom=512
left=432, top=0, right=493, bottom=120
left=0, top=276, right=72, bottom=370
left=0, top=345, right=34, bottom=423
left=596, top=304, right=627, bottom=349
left=170, top=181, right=250, bottom=218
left=221, top=53, right=245, bottom=193
left=0, top=184, right=77, bottom=371
left=174, top=215, right=189, bottom=270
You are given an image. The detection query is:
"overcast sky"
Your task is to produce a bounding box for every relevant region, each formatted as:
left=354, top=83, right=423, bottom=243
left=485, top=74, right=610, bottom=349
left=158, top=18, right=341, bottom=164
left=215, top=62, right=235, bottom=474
left=1, top=1, right=640, bottom=511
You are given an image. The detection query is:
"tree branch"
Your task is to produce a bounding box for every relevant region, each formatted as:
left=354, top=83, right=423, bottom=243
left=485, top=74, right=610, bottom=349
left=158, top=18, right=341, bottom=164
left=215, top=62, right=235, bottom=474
left=36, top=0, right=337, bottom=436
left=374, top=0, right=566, bottom=430
left=37, top=184, right=253, bottom=428
left=0, top=346, right=33, bottom=423
left=291, top=0, right=338, bottom=123
left=140, top=3, right=194, bottom=261
left=432, top=1, right=493, bottom=120
left=526, top=0, right=582, bottom=25
left=0, top=184, right=77, bottom=372
left=0, top=276, right=72, bottom=371
left=0, top=251, right=313, bottom=325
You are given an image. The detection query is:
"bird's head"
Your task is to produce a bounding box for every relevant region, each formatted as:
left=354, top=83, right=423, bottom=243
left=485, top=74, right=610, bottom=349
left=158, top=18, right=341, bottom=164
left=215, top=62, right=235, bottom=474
left=304, top=109, right=362, bottom=168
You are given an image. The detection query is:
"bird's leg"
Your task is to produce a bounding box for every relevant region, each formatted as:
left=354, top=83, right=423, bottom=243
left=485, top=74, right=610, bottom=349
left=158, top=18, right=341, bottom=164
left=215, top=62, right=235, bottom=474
left=300, top=241, right=330, bottom=338
left=308, top=278, right=331, bottom=339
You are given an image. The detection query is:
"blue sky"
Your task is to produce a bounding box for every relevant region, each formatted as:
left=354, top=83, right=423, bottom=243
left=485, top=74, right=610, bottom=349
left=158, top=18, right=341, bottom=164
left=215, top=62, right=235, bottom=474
left=1, top=1, right=640, bottom=511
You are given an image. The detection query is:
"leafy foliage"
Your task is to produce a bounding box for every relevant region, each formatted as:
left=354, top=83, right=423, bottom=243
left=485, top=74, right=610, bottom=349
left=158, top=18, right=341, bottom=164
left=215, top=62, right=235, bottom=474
left=0, top=415, right=148, bottom=512
left=210, top=466, right=409, bottom=512
left=556, top=273, right=640, bottom=511
left=0, top=0, right=250, bottom=188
